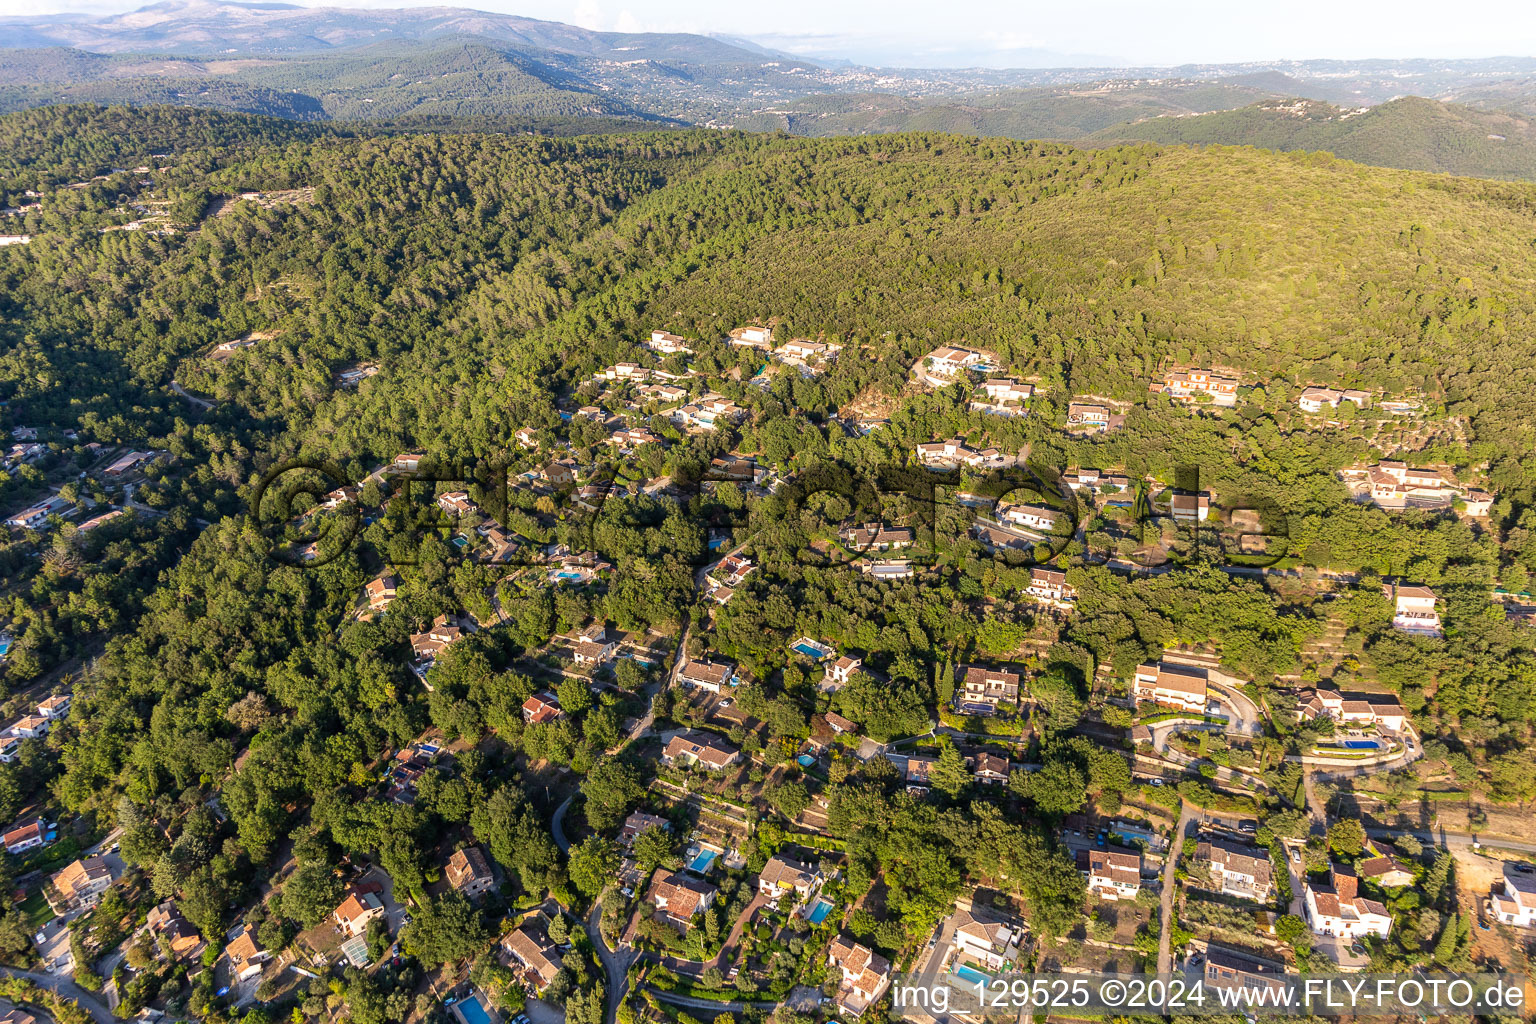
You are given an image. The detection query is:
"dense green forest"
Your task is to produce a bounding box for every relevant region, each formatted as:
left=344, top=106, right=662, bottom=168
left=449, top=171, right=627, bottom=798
left=1, top=104, right=1535, bottom=1002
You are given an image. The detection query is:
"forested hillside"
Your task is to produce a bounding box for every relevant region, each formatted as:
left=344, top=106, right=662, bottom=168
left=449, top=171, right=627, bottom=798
left=1087, top=96, right=1536, bottom=181
left=3, top=107, right=1536, bottom=992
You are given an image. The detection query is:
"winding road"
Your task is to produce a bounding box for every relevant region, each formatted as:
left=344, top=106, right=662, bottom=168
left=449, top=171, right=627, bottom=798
left=0, top=967, right=117, bottom=1024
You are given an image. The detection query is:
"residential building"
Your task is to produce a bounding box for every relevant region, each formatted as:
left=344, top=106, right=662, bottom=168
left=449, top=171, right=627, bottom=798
left=1298, top=387, right=1369, bottom=413
left=860, top=559, right=914, bottom=580
left=1168, top=488, right=1212, bottom=522
left=729, top=325, right=774, bottom=348
left=661, top=732, right=740, bottom=771
left=365, top=575, right=397, bottom=612
left=999, top=503, right=1060, bottom=532
left=332, top=886, right=385, bottom=938
left=104, top=450, right=163, bottom=476
left=436, top=491, right=477, bottom=517
left=921, top=346, right=984, bottom=381
left=47, top=856, right=113, bottom=912
left=514, top=427, right=539, bottom=448
left=9, top=716, right=50, bottom=739
left=618, top=811, right=670, bottom=849
left=225, top=928, right=270, bottom=981
left=1296, top=688, right=1407, bottom=732
left=823, top=655, right=862, bottom=690
left=1067, top=403, right=1112, bottom=430
left=1025, top=567, right=1076, bottom=609
left=1304, top=866, right=1392, bottom=939
left=1342, top=461, right=1462, bottom=511
left=409, top=614, right=462, bottom=661
left=916, top=437, right=975, bottom=466
left=1383, top=582, right=1442, bottom=636
left=607, top=426, right=661, bottom=451
left=522, top=692, right=563, bottom=725
left=1155, top=369, right=1240, bottom=407
left=599, top=362, right=651, bottom=382
left=825, top=710, right=859, bottom=735
left=2, top=819, right=46, bottom=854
left=827, top=935, right=893, bottom=1018
left=446, top=846, right=495, bottom=901
left=541, top=459, right=578, bottom=486
left=839, top=523, right=914, bottom=551
left=648, top=870, right=717, bottom=928
left=774, top=339, right=837, bottom=366
left=147, top=901, right=202, bottom=957
left=1357, top=855, right=1415, bottom=890
left=502, top=913, right=561, bottom=990
left=1491, top=870, right=1536, bottom=928
left=1087, top=847, right=1142, bottom=900
left=646, top=330, right=692, bottom=355
left=905, top=756, right=936, bottom=791
left=391, top=453, right=425, bottom=474
left=758, top=854, right=820, bottom=901
left=1062, top=468, right=1133, bottom=494
left=0, top=737, right=18, bottom=764
left=949, top=897, right=1024, bottom=971
left=37, top=694, right=70, bottom=719
left=1203, top=947, right=1287, bottom=996
left=1132, top=662, right=1210, bottom=714
left=678, top=659, right=735, bottom=693
left=972, top=752, right=1009, bottom=786
left=970, top=378, right=1033, bottom=416
left=710, top=554, right=754, bottom=588
left=957, top=665, right=1021, bottom=715
left=572, top=628, right=618, bottom=666
left=1196, top=837, right=1274, bottom=900
left=6, top=495, right=73, bottom=530
left=76, top=510, right=125, bottom=532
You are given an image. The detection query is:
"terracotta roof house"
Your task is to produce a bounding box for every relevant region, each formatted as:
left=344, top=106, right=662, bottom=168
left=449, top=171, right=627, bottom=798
left=824, top=711, right=859, bottom=735
left=147, top=901, right=202, bottom=958
left=1195, top=837, right=1273, bottom=901
left=365, top=575, right=398, bottom=612
left=522, top=692, right=563, bottom=725
left=446, top=846, right=495, bottom=901
left=3, top=819, right=46, bottom=854
left=822, top=655, right=862, bottom=690
left=972, top=752, right=1010, bottom=786
left=678, top=659, right=736, bottom=693
left=502, top=913, right=562, bottom=991
left=1491, top=870, right=1536, bottom=928
left=647, top=870, right=718, bottom=928
left=661, top=732, right=740, bottom=771
left=827, top=935, right=893, bottom=1017
left=950, top=897, right=1024, bottom=971
left=333, top=886, right=385, bottom=938
left=37, top=693, right=71, bottom=719
left=1088, top=848, right=1141, bottom=900
left=758, top=854, right=820, bottom=901
left=957, top=665, right=1021, bottom=715
left=409, top=613, right=462, bottom=661
left=225, top=928, right=270, bottom=981
left=1132, top=662, right=1209, bottom=714
left=47, top=856, right=113, bottom=912
left=1357, top=855, right=1415, bottom=889
left=618, top=811, right=671, bottom=848
left=1304, top=866, right=1391, bottom=939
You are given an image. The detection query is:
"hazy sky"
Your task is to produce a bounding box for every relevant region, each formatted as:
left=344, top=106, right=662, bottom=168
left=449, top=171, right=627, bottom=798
left=2, top=0, right=1533, bottom=67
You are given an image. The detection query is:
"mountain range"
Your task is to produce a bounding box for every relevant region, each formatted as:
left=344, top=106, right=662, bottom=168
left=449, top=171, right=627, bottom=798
left=3, top=1, right=1536, bottom=180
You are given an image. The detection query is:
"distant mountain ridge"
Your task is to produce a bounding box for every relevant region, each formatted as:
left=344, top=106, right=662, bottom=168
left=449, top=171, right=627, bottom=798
left=2, top=1, right=1536, bottom=181
left=0, top=0, right=778, bottom=61
left=1083, top=96, right=1536, bottom=181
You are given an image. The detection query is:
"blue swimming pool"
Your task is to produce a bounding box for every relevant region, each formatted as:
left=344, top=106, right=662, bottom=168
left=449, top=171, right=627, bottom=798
left=807, top=898, right=834, bottom=924
left=791, top=641, right=822, bottom=657
left=457, top=996, right=491, bottom=1024
left=1343, top=740, right=1380, bottom=749
left=797, top=753, right=816, bottom=767
left=554, top=570, right=584, bottom=580
left=688, top=849, right=718, bottom=872
left=953, top=965, right=988, bottom=986
left=451, top=536, right=468, bottom=548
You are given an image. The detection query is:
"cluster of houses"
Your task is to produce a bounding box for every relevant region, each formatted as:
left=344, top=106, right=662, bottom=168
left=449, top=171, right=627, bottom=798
left=1295, top=687, right=1407, bottom=733
left=1341, top=461, right=1492, bottom=515
left=915, top=437, right=1014, bottom=470
left=0, top=692, right=70, bottom=763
